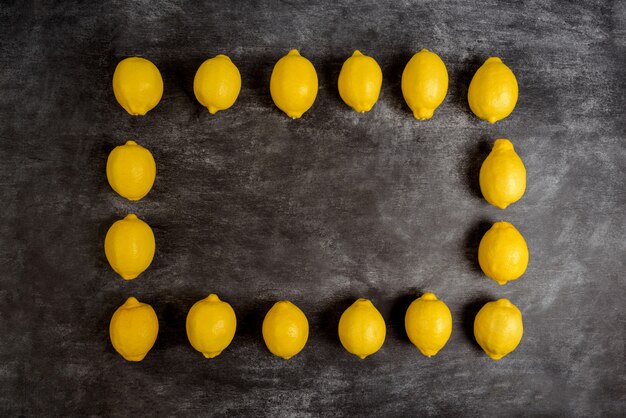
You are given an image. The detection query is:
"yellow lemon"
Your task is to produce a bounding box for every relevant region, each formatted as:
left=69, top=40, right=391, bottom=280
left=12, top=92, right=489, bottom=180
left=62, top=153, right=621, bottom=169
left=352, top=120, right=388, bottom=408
left=104, top=214, right=155, bottom=280
left=186, top=294, right=237, bottom=359
left=468, top=57, right=518, bottom=123
left=401, top=49, right=448, bottom=120
left=270, top=49, right=318, bottom=118
left=106, top=140, right=156, bottom=201
left=474, top=299, right=523, bottom=360
left=480, top=139, right=526, bottom=209
left=262, top=301, right=309, bottom=359
left=338, top=299, right=386, bottom=359
left=109, top=297, right=159, bottom=361
left=478, top=221, right=529, bottom=285
left=405, top=292, right=452, bottom=357
left=112, top=57, right=163, bottom=116
left=338, top=50, right=382, bottom=113
left=193, top=55, right=241, bottom=114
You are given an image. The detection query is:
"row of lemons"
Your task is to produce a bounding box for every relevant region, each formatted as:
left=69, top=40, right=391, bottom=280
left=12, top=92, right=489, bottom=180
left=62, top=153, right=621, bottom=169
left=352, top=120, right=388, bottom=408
left=111, top=293, right=521, bottom=362
left=113, top=49, right=518, bottom=122
left=106, top=48, right=528, bottom=363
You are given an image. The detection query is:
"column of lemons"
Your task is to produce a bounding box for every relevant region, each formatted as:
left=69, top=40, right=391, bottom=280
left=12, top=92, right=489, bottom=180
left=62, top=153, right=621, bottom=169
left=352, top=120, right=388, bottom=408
left=338, top=299, right=386, bottom=359
left=474, top=299, right=524, bottom=360
left=106, top=140, right=156, bottom=201
left=479, top=139, right=526, bottom=209
left=112, top=57, right=163, bottom=116
left=401, top=49, right=448, bottom=120
left=193, top=55, right=241, bottom=114
left=405, top=293, right=452, bottom=357
left=478, top=221, right=529, bottom=285
left=262, top=301, right=309, bottom=359
left=337, top=50, right=383, bottom=113
left=109, top=297, right=159, bottom=361
left=470, top=58, right=525, bottom=359
left=186, top=294, right=237, bottom=359
left=270, top=50, right=318, bottom=118
left=468, top=57, right=518, bottom=123
left=105, top=214, right=155, bottom=280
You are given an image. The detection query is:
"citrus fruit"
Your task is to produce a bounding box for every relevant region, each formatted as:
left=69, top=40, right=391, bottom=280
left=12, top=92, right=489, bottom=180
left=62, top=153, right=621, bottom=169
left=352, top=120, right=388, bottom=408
left=112, top=57, right=163, bottom=116
left=270, top=49, right=318, bottom=118
left=104, top=214, right=155, bottom=280
left=405, top=292, right=452, bottom=357
left=338, top=299, right=386, bottom=359
left=338, top=50, right=382, bottom=113
left=480, top=139, right=526, bottom=209
left=109, top=297, right=159, bottom=361
left=468, top=57, right=518, bottom=123
left=106, top=140, right=156, bottom=201
left=186, top=294, right=237, bottom=359
left=401, top=49, right=448, bottom=119
left=478, top=221, right=529, bottom=285
left=474, top=298, right=523, bottom=360
left=262, top=300, right=309, bottom=359
left=193, top=55, right=241, bottom=114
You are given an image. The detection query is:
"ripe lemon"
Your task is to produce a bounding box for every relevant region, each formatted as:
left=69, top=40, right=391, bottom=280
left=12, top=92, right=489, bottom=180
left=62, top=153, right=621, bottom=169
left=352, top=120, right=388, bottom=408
left=468, top=57, right=518, bottom=123
left=106, top=140, right=156, bottom=201
left=405, top=292, right=452, bottom=357
left=478, top=221, right=529, bottom=285
left=338, top=50, right=382, bottom=113
left=104, top=214, right=155, bottom=280
left=401, top=49, right=448, bottom=120
left=270, top=49, right=318, bottom=118
left=193, top=55, right=241, bottom=114
left=186, top=294, right=237, bottom=359
left=112, top=57, right=163, bottom=116
left=480, top=139, right=526, bottom=209
left=474, top=299, right=523, bottom=360
left=109, top=297, right=159, bottom=361
left=338, top=299, right=386, bottom=359
left=262, top=301, right=309, bottom=359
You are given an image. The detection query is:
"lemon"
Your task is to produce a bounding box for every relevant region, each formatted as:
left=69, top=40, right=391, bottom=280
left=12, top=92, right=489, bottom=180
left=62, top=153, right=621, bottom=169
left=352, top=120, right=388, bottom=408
left=468, top=57, right=518, bottom=123
left=405, top=292, right=452, bottom=357
left=478, top=221, right=529, bottom=285
left=270, top=49, right=318, bottom=118
left=480, top=139, right=526, bottom=209
left=474, top=299, right=523, bottom=360
left=338, top=50, right=382, bottom=113
left=109, top=297, right=159, bottom=361
left=104, top=214, right=155, bottom=280
left=338, top=299, right=386, bottom=359
left=262, top=301, right=309, bottom=359
left=186, top=294, right=237, bottom=359
left=193, top=55, right=241, bottom=114
left=112, top=57, right=163, bottom=116
left=401, top=49, right=449, bottom=120
left=106, top=140, right=156, bottom=201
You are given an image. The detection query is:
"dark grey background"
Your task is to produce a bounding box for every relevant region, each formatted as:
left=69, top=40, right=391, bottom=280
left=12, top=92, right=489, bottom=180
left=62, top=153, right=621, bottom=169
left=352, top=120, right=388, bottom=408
left=0, top=0, right=624, bottom=416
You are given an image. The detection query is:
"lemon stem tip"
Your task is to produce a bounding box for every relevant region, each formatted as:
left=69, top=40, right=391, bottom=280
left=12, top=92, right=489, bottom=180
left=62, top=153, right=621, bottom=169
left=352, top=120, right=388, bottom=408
left=421, top=292, right=438, bottom=301
left=203, top=351, right=222, bottom=359
left=125, top=296, right=140, bottom=305
left=413, top=108, right=434, bottom=120
left=121, top=273, right=138, bottom=280
left=485, top=57, right=503, bottom=64
left=122, top=354, right=146, bottom=362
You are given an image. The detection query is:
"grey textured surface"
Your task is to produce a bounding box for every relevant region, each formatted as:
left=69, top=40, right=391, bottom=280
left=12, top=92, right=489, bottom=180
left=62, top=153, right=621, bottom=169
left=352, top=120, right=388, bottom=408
left=0, top=0, right=625, bottom=416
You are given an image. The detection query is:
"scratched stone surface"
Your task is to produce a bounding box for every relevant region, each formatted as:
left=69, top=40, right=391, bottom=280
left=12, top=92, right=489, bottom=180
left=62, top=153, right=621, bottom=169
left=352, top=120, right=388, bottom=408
left=0, top=0, right=624, bottom=416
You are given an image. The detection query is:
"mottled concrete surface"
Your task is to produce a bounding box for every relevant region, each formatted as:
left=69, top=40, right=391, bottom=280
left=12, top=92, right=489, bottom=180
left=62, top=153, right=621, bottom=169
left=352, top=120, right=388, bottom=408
left=0, top=0, right=624, bottom=416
